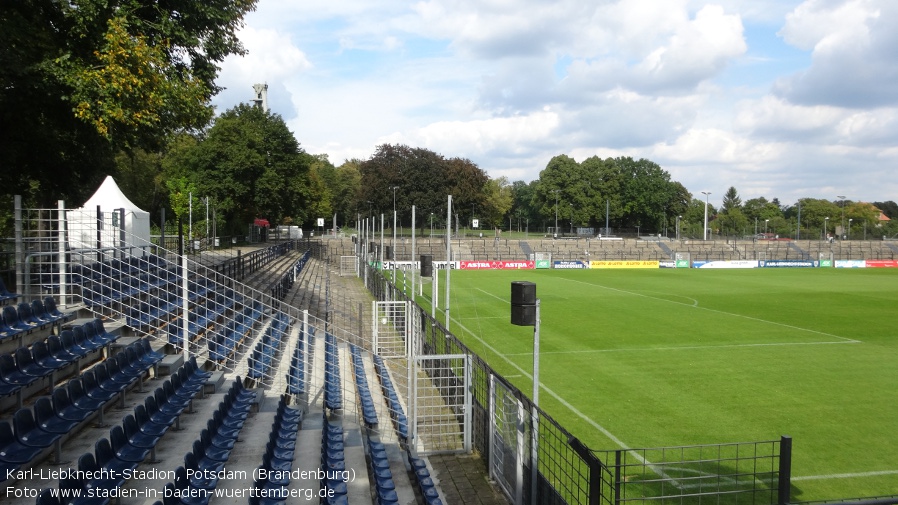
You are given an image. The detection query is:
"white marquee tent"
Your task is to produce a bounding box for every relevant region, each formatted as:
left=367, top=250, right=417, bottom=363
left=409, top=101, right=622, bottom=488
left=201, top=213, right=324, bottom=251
left=67, top=176, right=152, bottom=254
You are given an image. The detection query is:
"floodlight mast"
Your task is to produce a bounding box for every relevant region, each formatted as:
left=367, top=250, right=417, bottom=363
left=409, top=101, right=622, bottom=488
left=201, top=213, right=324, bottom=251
left=701, top=191, right=712, bottom=241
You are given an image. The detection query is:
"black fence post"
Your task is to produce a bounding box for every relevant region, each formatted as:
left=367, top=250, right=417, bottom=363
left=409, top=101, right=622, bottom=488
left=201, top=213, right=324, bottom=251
left=568, top=436, right=604, bottom=505
left=614, top=450, right=622, bottom=505
left=778, top=435, right=793, bottom=505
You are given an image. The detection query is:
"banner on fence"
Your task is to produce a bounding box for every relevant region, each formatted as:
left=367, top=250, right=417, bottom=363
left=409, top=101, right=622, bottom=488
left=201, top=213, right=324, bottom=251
left=834, top=260, right=866, bottom=268
left=865, top=260, right=898, bottom=268
left=758, top=260, right=818, bottom=268
left=590, top=260, right=659, bottom=269
left=535, top=260, right=551, bottom=269
left=553, top=260, right=588, bottom=269
left=659, top=260, right=676, bottom=268
left=694, top=260, right=758, bottom=269
left=382, top=261, right=420, bottom=270
left=459, top=260, right=535, bottom=270
left=433, top=261, right=459, bottom=269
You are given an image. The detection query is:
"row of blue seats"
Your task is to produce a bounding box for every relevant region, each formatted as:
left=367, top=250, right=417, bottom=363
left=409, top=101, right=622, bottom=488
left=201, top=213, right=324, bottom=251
left=248, top=395, right=303, bottom=504
left=35, top=359, right=209, bottom=505
left=80, top=265, right=182, bottom=309
left=373, top=355, right=408, bottom=440
left=0, top=298, right=71, bottom=342
left=286, top=326, right=310, bottom=396
left=321, top=414, right=349, bottom=504
left=126, top=276, right=219, bottom=331
left=349, top=345, right=378, bottom=427
left=70, top=254, right=170, bottom=284
left=0, top=278, right=18, bottom=305
left=366, top=437, right=400, bottom=505
left=324, top=334, right=342, bottom=411
left=408, top=452, right=444, bottom=505
left=157, top=379, right=256, bottom=505
left=163, top=290, right=251, bottom=347
left=206, top=298, right=262, bottom=364
left=0, top=318, right=117, bottom=399
left=247, top=315, right=290, bottom=381
left=1, top=337, right=163, bottom=478
left=269, top=251, right=311, bottom=301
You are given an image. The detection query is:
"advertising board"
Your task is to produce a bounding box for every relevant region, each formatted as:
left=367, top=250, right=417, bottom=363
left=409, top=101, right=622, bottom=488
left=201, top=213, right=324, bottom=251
left=694, top=260, right=759, bottom=269
left=589, top=260, right=659, bottom=269
left=758, top=260, right=818, bottom=268
left=865, top=260, right=898, bottom=268
left=834, top=260, right=866, bottom=268
left=459, top=260, right=535, bottom=270
left=553, top=261, right=588, bottom=269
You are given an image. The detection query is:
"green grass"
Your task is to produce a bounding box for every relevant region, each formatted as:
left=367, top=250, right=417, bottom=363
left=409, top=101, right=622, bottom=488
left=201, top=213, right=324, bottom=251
left=405, top=268, right=898, bottom=502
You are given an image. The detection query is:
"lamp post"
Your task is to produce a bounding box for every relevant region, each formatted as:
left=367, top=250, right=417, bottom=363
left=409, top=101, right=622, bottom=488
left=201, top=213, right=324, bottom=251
left=848, top=218, right=853, bottom=240
left=824, top=217, right=830, bottom=241
left=765, top=219, right=769, bottom=236
left=837, top=195, right=846, bottom=239
left=676, top=215, right=681, bottom=241
left=552, top=190, right=559, bottom=236
left=701, top=191, right=712, bottom=241
left=430, top=212, right=434, bottom=237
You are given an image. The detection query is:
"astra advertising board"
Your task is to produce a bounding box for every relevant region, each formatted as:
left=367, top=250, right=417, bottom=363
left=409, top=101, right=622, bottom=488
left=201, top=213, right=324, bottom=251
left=864, top=260, right=898, bottom=268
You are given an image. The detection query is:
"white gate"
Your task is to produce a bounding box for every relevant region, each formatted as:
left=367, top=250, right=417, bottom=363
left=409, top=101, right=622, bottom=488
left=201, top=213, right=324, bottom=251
left=489, top=375, right=526, bottom=504
left=372, top=300, right=409, bottom=358
left=412, top=354, right=471, bottom=455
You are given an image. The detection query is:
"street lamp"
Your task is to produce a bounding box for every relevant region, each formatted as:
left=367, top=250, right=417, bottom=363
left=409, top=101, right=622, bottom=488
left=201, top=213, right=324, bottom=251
left=552, top=190, right=560, bottom=237
left=824, top=217, right=830, bottom=241
left=676, top=215, right=682, bottom=241
left=430, top=212, right=434, bottom=237
left=837, top=195, right=846, bottom=239
left=701, top=191, right=712, bottom=241
left=848, top=218, right=853, bottom=240
left=765, top=219, right=769, bottom=236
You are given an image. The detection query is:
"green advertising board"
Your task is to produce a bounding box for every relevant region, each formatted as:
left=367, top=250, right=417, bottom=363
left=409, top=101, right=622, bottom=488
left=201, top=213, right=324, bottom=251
left=676, top=260, right=690, bottom=268
left=819, top=259, right=832, bottom=267
left=536, top=260, right=551, bottom=269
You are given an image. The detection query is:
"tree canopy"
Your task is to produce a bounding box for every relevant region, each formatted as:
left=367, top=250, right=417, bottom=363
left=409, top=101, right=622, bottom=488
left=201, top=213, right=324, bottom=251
left=0, top=0, right=256, bottom=207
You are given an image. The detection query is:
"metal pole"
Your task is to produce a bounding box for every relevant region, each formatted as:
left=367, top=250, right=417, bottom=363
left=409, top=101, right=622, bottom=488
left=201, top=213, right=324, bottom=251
left=701, top=191, right=711, bottom=241
left=531, top=298, right=541, bottom=505
left=57, top=200, right=68, bottom=307
left=411, top=205, right=416, bottom=298
left=446, top=195, right=452, bottom=330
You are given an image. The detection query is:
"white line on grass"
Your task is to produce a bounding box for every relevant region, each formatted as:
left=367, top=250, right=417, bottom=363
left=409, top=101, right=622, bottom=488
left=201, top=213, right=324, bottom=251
left=503, top=340, right=860, bottom=357
left=792, top=470, right=898, bottom=481
left=446, top=312, right=685, bottom=488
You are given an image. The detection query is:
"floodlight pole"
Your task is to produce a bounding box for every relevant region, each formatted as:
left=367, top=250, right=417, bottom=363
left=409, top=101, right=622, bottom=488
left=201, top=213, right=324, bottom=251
left=446, top=195, right=452, bottom=330
left=701, top=191, right=711, bottom=241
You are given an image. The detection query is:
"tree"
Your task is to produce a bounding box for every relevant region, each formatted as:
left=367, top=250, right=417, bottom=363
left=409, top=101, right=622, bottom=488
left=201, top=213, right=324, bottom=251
left=482, top=177, right=514, bottom=230
left=721, top=186, right=742, bottom=213
left=162, top=104, right=310, bottom=234
left=1, top=0, right=256, bottom=206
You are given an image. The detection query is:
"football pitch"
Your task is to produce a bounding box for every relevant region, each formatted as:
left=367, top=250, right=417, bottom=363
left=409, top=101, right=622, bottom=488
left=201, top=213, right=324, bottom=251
left=413, top=267, right=898, bottom=501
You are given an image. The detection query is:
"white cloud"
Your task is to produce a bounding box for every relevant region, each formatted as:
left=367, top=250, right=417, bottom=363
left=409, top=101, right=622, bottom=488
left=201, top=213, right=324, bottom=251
left=775, top=0, right=898, bottom=107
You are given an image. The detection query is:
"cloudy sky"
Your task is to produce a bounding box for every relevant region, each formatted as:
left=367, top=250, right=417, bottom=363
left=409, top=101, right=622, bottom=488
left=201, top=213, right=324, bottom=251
left=211, top=0, right=898, bottom=206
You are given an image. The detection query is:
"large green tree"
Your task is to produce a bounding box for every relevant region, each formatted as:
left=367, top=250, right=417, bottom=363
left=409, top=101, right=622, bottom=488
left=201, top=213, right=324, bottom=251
left=162, top=104, right=312, bottom=234
left=0, top=0, right=256, bottom=207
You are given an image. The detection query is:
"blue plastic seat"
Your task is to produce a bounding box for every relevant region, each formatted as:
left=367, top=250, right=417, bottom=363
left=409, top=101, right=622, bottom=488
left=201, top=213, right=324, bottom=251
left=34, top=397, right=78, bottom=434
left=52, top=387, right=92, bottom=423
left=109, top=424, right=148, bottom=463
left=13, top=408, right=60, bottom=448
left=0, top=420, right=42, bottom=464
left=15, top=346, right=52, bottom=378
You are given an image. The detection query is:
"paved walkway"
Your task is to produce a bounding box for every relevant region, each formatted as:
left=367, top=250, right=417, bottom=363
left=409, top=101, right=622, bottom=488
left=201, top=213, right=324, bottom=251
left=312, top=255, right=509, bottom=505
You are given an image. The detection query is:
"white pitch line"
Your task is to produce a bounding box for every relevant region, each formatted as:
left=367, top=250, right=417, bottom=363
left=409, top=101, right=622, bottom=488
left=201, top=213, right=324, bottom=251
left=503, top=340, right=860, bottom=357
left=792, top=469, right=898, bottom=481
left=446, top=312, right=683, bottom=487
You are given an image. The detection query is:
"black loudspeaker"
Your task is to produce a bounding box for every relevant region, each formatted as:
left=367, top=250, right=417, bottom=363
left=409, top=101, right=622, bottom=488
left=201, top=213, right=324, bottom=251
left=421, top=255, right=433, bottom=277
left=511, top=281, right=537, bottom=305
left=511, top=304, right=537, bottom=327
left=511, top=281, right=537, bottom=326
left=384, top=245, right=393, bottom=260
